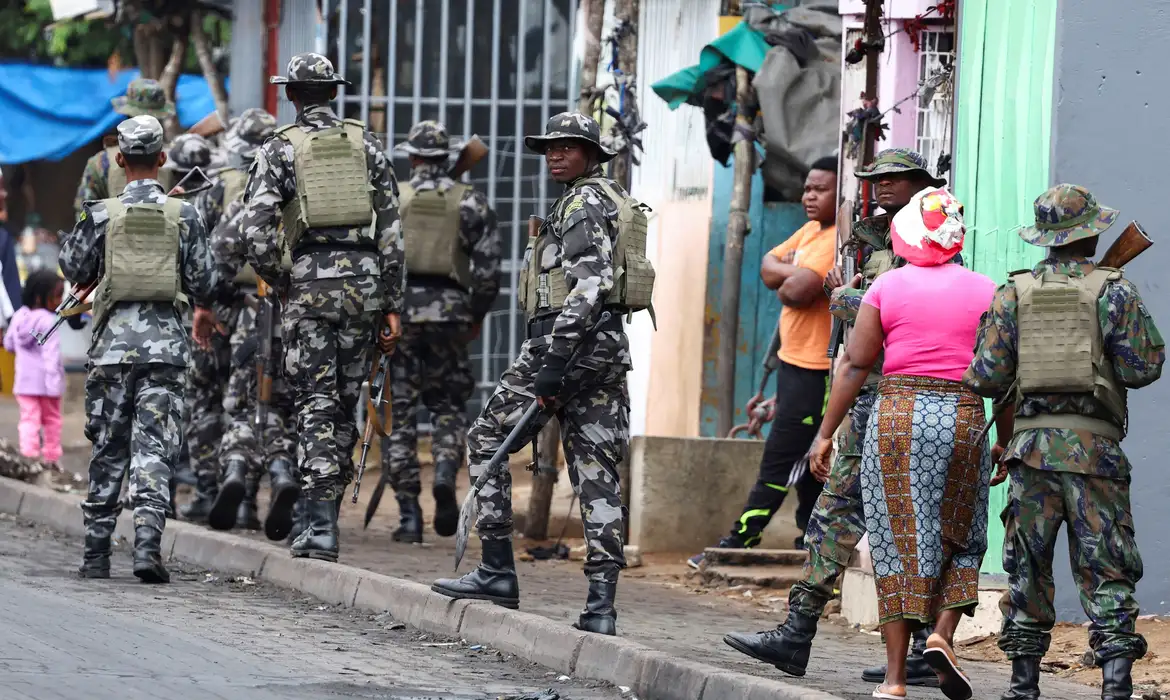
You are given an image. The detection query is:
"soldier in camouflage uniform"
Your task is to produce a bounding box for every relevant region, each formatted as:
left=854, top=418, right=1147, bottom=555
left=61, top=115, right=217, bottom=583
left=182, top=110, right=282, bottom=526
left=378, top=120, right=501, bottom=543
left=724, top=150, right=946, bottom=684
left=963, top=185, right=1164, bottom=700
left=74, top=79, right=175, bottom=218
left=242, top=53, right=404, bottom=562
left=433, top=113, right=644, bottom=636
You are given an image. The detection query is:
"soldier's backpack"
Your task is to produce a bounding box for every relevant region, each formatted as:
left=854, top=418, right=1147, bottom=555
left=399, top=182, right=471, bottom=287
left=91, top=197, right=186, bottom=327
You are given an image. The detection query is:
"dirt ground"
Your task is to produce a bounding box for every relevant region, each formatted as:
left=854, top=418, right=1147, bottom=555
left=957, top=619, right=1170, bottom=697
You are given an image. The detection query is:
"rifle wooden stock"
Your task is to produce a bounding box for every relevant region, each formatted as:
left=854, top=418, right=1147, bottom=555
left=528, top=215, right=544, bottom=239
left=450, top=135, right=488, bottom=180
left=1098, top=221, right=1152, bottom=269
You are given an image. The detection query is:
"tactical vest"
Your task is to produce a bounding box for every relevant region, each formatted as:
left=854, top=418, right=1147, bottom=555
left=274, top=120, right=374, bottom=251
left=1012, top=267, right=1127, bottom=440
left=92, top=198, right=185, bottom=328
left=105, top=145, right=176, bottom=196
left=519, top=177, right=656, bottom=325
left=861, top=248, right=898, bottom=282
left=220, top=167, right=249, bottom=207
left=400, top=182, right=471, bottom=287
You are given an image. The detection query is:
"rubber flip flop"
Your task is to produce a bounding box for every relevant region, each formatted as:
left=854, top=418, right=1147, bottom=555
left=872, top=684, right=906, bottom=699
left=923, top=637, right=973, bottom=700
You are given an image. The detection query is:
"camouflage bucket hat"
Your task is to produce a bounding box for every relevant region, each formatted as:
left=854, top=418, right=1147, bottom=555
left=162, top=134, right=212, bottom=173
left=270, top=52, right=351, bottom=86
left=224, top=107, right=278, bottom=158
left=524, top=112, right=616, bottom=163
left=394, top=120, right=459, bottom=158
left=117, top=115, right=166, bottom=155
left=855, top=148, right=946, bottom=187
left=1018, top=184, right=1119, bottom=247
left=112, top=78, right=175, bottom=119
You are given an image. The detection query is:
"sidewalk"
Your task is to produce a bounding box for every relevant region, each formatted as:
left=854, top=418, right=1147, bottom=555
left=0, top=396, right=1105, bottom=700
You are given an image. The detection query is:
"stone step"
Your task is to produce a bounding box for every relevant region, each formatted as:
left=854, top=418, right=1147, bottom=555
left=699, top=564, right=803, bottom=589
left=702, top=547, right=808, bottom=567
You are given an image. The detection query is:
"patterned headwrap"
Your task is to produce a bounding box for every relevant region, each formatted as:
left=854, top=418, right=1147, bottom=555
left=889, top=187, right=965, bottom=266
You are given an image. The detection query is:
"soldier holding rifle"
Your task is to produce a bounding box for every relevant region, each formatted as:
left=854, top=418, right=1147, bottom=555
left=963, top=185, right=1164, bottom=700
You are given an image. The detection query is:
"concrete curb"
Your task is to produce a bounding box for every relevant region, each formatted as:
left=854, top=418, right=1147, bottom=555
left=0, top=478, right=846, bottom=700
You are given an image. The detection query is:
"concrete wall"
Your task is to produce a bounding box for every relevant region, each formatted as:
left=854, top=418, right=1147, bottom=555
left=1049, top=1, right=1170, bottom=616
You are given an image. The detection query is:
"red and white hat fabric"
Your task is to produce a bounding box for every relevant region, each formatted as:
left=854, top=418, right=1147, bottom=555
left=890, top=187, right=965, bottom=266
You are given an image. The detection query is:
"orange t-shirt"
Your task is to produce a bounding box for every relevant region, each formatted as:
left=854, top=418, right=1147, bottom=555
left=768, top=221, right=837, bottom=371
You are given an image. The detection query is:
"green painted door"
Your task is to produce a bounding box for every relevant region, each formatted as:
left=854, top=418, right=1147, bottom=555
left=952, top=0, right=1058, bottom=574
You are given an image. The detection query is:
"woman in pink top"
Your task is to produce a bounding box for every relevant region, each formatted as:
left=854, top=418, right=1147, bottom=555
left=2, top=270, right=65, bottom=465
left=810, top=189, right=1002, bottom=700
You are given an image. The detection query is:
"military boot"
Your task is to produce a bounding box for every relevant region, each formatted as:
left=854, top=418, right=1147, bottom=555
left=286, top=495, right=308, bottom=544
left=77, top=533, right=111, bottom=579
left=723, top=608, right=818, bottom=677
left=290, top=496, right=340, bottom=562
left=431, top=537, right=520, bottom=609
left=208, top=454, right=249, bottom=531
left=132, top=523, right=170, bottom=584
left=1100, top=658, right=1134, bottom=700
left=1000, top=657, right=1041, bottom=700
left=179, top=470, right=218, bottom=522
left=572, top=579, right=618, bottom=635
left=393, top=493, right=423, bottom=544
left=264, top=456, right=300, bottom=541
left=862, top=625, right=940, bottom=687
left=237, top=469, right=262, bottom=531
left=432, top=460, right=459, bottom=537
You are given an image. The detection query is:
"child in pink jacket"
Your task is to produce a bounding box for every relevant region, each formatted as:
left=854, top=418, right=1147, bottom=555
left=3, top=270, right=65, bottom=464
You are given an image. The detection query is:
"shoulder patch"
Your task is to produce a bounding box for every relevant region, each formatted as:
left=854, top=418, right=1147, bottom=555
left=562, top=195, right=585, bottom=219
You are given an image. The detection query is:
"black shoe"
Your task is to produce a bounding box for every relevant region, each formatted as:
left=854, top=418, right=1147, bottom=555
left=1000, top=656, right=1041, bottom=700
left=572, top=580, right=618, bottom=635
left=862, top=625, right=941, bottom=687
left=432, top=461, right=459, bottom=537
left=286, top=496, right=308, bottom=545
left=1100, top=658, right=1134, bottom=700
left=180, top=470, right=219, bottom=522
left=392, top=493, right=423, bottom=544
left=688, top=533, right=749, bottom=569
left=432, top=538, right=520, bottom=609
left=132, top=525, right=170, bottom=584
left=173, top=462, right=198, bottom=487
left=208, top=456, right=249, bottom=531
left=236, top=471, right=262, bottom=531
left=78, top=533, right=111, bottom=579
left=723, top=608, right=817, bottom=677
left=289, top=496, right=340, bottom=562
left=264, top=457, right=301, bottom=541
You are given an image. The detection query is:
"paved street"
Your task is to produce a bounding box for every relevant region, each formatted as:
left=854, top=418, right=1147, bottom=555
left=0, top=514, right=623, bottom=700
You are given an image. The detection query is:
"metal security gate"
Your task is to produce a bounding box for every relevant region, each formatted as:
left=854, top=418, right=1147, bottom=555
left=319, top=0, right=579, bottom=419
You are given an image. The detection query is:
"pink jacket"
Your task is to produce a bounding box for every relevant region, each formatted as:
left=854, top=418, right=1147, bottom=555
left=3, top=307, right=63, bottom=397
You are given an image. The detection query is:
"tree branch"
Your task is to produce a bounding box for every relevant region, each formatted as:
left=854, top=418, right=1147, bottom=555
left=190, top=11, right=229, bottom=127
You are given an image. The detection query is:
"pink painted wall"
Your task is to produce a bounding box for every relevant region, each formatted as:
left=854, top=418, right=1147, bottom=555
left=839, top=0, right=939, bottom=19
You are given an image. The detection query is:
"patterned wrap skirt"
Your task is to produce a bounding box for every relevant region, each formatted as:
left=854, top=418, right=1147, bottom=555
left=861, top=374, right=992, bottom=625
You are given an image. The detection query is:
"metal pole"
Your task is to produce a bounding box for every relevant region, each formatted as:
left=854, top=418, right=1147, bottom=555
left=715, top=64, right=754, bottom=438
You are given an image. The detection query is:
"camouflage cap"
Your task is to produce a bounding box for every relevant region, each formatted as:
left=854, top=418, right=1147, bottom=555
left=394, top=120, right=460, bottom=158
left=1018, top=184, right=1119, bottom=247
left=524, top=112, right=616, bottom=162
left=223, top=107, right=278, bottom=158
left=117, top=115, right=166, bottom=156
left=162, top=134, right=212, bottom=172
left=269, top=52, right=351, bottom=86
left=855, top=148, right=946, bottom=186
left=111, top=78, right=175, bottom=119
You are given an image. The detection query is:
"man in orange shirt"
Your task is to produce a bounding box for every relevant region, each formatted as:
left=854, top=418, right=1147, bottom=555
left=690, top=157, right=839, bottom=568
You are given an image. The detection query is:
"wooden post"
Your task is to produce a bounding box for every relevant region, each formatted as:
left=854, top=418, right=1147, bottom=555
left=861, top=0, right=883, bottom=170
left=609, top=0, right=639, bottom=191
left=715, top=63, right=754, bottom=438
left=577, top=0, right=607, bottom=115
left=524, top=425, right=561, bottom=540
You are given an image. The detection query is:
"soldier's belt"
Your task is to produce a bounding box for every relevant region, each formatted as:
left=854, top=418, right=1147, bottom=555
left=526, top=309, right=624, bottom=340
left=293, top=241, right=380, bottom=256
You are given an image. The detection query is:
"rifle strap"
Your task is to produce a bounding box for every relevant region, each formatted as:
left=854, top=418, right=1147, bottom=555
left=61, top=303, right=92, bottom=318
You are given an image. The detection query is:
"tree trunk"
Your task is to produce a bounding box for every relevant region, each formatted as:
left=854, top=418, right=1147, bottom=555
left=577, top=0, right=607, bottom=115
left=189, top=12, right=230, bottom=129
left=524, top=424, right=561, bottom=540
left=609, top=0, right=639, bottom=191
left=158, top=32, right=188, bottom=139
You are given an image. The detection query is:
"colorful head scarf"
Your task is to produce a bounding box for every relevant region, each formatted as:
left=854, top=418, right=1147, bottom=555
left=890, top=187, right=965, bottom=266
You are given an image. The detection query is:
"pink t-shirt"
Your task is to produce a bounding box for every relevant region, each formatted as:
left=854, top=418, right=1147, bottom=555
left=862, top=263, right=996, bottom=382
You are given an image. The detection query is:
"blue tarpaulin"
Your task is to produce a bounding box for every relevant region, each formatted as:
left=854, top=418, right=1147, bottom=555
left=0, top=64, right=228, bottom=164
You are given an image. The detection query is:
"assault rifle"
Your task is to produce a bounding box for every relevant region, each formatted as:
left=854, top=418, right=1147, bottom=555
left=353, top=334, right=395, bottom=507
left=977, top=219, right=1153, bottom=445
left=35, top=175, right=206, bottom=346
left=450, top=135, right=488, bottom=180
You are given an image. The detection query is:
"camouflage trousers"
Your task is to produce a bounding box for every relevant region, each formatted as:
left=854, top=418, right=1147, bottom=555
left=186, top=326, right=231, bottom=480
left=470, top=336, right=629, bottom=583
left=380, top=323, right=475, bottom=496
left=284, top=313, right=378, bottom=500
left=998, top=466, right=1147, bottom=662
left=81, top=363, right=185, bottom=547
left=219, top=303, right=296, bottom=479
left=788, top=391, right=872, bottom=619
